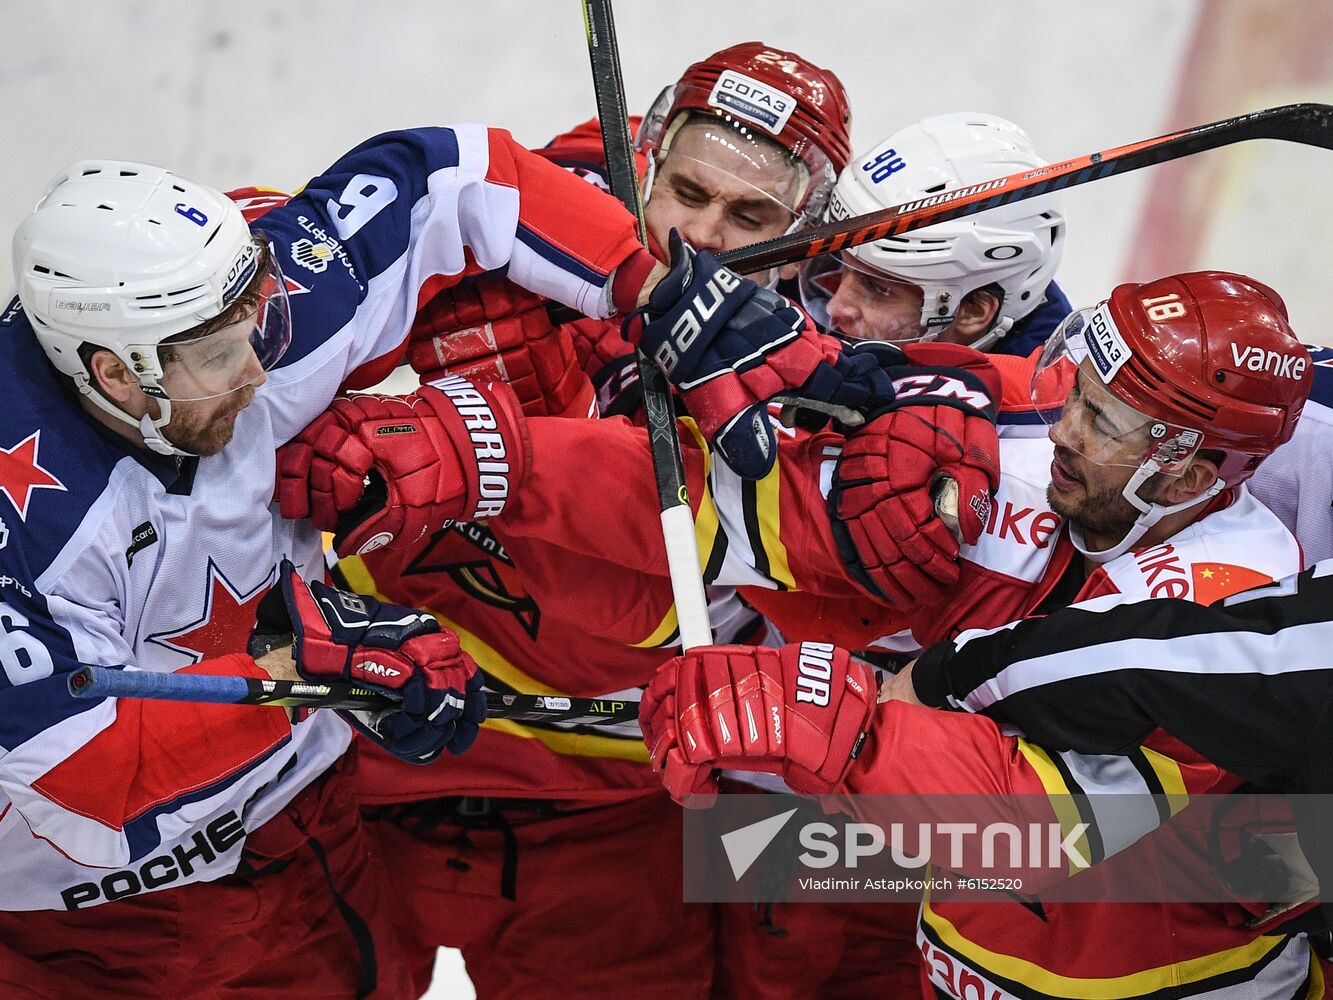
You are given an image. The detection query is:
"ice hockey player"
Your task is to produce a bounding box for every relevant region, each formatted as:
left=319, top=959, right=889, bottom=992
left=279, top=261, right=1004, bottom=997
left=800, top=112, right=1069, bottom=357
left=291, top=43, right=858, bottom=999
left=805, top=112, right=1333, bottom=569
left=404, top=41, right=853, bottom=424
left=641, top=270, right=1326, bottom=998
left=0, top=119, right=834, bottom=997
left=731, top=111, right=1076, bottom=654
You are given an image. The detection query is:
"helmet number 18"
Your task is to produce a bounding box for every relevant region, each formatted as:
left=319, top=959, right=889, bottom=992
left=1141, top=293, right=1188, bottom=322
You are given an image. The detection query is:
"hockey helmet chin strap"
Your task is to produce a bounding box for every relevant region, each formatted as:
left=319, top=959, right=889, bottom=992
left=76, top=371, right=200, bottom=459
left=137, top=405, right=196, bottom=458
left=964, top=315, right=1016, bottom=354
left=1069, top=459, right=1226, bottom=564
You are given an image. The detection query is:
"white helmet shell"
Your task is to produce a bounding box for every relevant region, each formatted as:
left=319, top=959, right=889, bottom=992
left=828, top=113, right=1065, bottom=346
left=14, top=160, right=257, bottom=389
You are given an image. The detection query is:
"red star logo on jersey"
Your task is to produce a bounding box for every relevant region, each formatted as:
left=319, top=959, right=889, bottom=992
left=0, top=432, right=67, bottom=520
left=147, top=560, right=275, bottom=664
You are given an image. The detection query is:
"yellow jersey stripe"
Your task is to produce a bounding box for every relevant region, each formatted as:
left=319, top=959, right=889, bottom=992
left=337, top=556, right=649, bottom=763
left=1015, top=739, right=1092, bottom=874
left=923, top=893, right=1291, bottom=998
left=1140, top=745, right=1191, bottom=817
left=753, top=454, right=794, bottom=590
left=679, top=418, right=723, bottom=567
left=631, top=606, right=680, bottom=649
left=483, top=717, right=649, bottom=763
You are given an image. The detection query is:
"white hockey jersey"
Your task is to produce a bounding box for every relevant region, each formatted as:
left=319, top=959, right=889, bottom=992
left=0, top=124, right=641, bottom=910
left=1248, top=343, right=1333, bottom=565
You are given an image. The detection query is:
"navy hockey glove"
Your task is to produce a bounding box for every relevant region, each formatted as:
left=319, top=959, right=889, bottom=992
left=783, top=339, right=906, bottom=430
left=258, top=560, right=485, bottom=763
left=624, top=230, right=828, bottom=478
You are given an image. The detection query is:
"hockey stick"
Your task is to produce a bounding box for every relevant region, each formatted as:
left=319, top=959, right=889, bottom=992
left=581, top=0, right=714, bottom=650
left=718, top=103, right=1333, bottom=275
left=67, top=665, right=641, bottom=726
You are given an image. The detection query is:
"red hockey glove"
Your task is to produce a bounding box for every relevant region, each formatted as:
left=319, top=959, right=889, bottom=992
left=829, top=351, right=1002, bottom=609
left=257, top=560, right=485, bottom=762
left=276, top=375, right=530, bottom=556
left=624, top=230, right=829, bottom=478
left=570, top=314, right=638, bottom=380
left=639, top=642, right=876, bottom=806
left=409, top=281, right=595, bottom=419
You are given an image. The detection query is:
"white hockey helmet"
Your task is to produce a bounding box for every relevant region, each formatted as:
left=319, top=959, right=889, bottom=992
left=802, top=113, right=1065, bottom=349
left=13, top=160, right=290, bottom=455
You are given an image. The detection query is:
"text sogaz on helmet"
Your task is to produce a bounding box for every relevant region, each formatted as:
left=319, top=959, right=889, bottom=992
left=635, top=42, right=852, bottom=225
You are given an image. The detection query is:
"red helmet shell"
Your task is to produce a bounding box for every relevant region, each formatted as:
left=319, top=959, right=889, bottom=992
left=1100, top=271, right=1310, bottom=485
left=647, top=41, right=853, bottom=185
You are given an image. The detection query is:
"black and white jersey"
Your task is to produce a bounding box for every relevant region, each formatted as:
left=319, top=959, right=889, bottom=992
left=911, top=560, right=1333, bottom=794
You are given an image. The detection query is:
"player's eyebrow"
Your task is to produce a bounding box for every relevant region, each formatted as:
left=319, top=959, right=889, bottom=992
left=668, top=173, right=714, bottom=197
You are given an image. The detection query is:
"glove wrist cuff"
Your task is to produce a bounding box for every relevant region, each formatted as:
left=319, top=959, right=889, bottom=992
left=877, top=365, right=999, bottom=423
left=610, top=248, right=659, bottom=315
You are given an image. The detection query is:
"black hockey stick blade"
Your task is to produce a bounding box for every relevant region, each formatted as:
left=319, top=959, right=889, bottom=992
left=719, top=103, right=1333, bottom=275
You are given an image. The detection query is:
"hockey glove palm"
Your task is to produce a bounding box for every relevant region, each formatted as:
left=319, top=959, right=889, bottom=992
left=259, top=560, right=485, bottom=763
left=638, top=642, right=876, bottom=806
left=276, top=375, right=530, bottom=556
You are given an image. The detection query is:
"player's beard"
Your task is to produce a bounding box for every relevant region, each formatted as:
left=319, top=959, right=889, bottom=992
left=1048, top=478, right=1136, bottom=540
left=162, top=385, right=257, bottom=456
left=1048, top=466, right=1168, bottom=545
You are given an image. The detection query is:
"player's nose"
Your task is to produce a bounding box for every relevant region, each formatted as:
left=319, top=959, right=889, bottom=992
left=827, top=286, right=859, bottom=337
left=679, top=207, right=726, bottom=254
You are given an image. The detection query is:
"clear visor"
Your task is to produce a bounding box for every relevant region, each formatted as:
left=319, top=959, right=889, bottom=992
left=1032, top=306, right=1203, bottom=474
left=797, top=251, right=929, bottom=343
left=154, top=248, right=292, bottom=402
left=638, top=88, right=835, bottom=223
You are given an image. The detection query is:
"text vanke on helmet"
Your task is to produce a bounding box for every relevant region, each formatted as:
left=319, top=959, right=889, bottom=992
left=1033, top=270, right=1311, bottom=560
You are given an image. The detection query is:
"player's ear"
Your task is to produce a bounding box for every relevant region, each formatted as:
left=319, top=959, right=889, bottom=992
left=88, top=349, right=147, bottom=409
left=1161, top=453, right=1221, bottom=504
left=953, top=289, right=1001, bottom=341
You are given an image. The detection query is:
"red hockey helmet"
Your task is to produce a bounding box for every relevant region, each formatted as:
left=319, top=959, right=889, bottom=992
left=1032, top=271, right=1311, bottom=559
left=1037, top=271, right=1309, bottom=484
left=636, top=42, right=852, bottom=223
